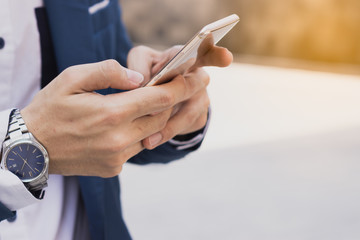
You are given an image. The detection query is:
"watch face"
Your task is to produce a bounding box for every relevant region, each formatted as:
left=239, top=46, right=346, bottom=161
left=5, top=143, right=46, bottom=181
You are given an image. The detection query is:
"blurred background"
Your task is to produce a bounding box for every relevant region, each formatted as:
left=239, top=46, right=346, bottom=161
left=119, top=0, right=360, bottom=239
left=121, top=0, right=360, bottom=74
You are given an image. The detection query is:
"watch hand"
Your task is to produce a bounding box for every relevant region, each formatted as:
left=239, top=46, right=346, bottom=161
left=21, top=161, right=26, bottom=171
left=16, top=151, right=27, bottom=171
left=17, top=152, right=36, bottom=173
left=24, top=159, right=36, bottom=173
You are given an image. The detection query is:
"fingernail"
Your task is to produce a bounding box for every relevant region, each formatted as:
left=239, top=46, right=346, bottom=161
left=148, top=132, right=163, bottom=147
left=126, top=69, right=144, bottom=85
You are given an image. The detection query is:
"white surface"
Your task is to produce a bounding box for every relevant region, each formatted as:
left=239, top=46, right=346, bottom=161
left=121, top=63, right=360, bottom=240
left=204, top=63, right=360, bottom=150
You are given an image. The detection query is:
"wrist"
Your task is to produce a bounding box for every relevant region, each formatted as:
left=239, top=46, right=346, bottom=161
left=1, top=109, right=49, bottom=199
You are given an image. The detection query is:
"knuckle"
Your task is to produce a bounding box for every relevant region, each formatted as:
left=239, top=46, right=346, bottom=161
left=109, top=142, right=126, bottom=154
left=183, top=76, right=196, bottom=97
left=203, top=72, right=210, bottom=87
left=197, top=113, right=208, bottom=129
left=157, top=111, right=170, bottom=130
left=159, top=91, right=175, bottom=108
left=163, top=125, right=175, bottom=139
left=104, top=157, right=119, bottom=169
left=101, top=105, right=126, bottom=126
left=135, top=123, right=146, bottom=134
left=100, top=165, right=123, bottom=178
left=61, top=66, right=78, bottom=81
left=133, top=97, right=150, bottom=114
left=100, top=155, right=124, bottom=175
left=185, top=70, right=210, bottom=94
left=186, top=110, right=199, bottom=125
left=103, top=134, right=127, bottom=154
left=102, top=111, right=118, bottom=126
left=158, top=118, right=168, bottom=131
left=101, top=59, right=121, bottom=74
left=99, top=59, right=122, bottom=83
left=203, top=94, right=210, bottom=108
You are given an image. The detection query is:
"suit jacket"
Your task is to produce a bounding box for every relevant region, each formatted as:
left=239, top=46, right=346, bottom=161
left=0, top=0, right=203, bottom=239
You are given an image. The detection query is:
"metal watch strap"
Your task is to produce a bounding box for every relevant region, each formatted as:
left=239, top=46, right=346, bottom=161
left=5, top=109, right=48, bottom=196
left=5, top=109, right=29, bottom=141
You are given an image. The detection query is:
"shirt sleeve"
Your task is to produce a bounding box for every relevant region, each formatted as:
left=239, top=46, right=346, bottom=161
left=0, top=109, right=40, bottom=212
left=168, top=107, right=211, bottom=150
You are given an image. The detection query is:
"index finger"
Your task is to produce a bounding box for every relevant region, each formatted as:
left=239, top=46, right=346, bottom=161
left=105, top=71, right=207, bottom=118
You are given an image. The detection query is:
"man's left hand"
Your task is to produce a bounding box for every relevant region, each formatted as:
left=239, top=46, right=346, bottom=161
left=127, top=45, right=232, bottom=149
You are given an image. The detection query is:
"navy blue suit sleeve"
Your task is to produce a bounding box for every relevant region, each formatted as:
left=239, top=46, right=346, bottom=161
left=0, top=202, right=15, bottom=222
left=128, top=140, right=203, bottom=165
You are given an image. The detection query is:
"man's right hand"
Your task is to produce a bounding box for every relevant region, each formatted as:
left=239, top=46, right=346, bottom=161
left=21, top=60, right=205, bottom=177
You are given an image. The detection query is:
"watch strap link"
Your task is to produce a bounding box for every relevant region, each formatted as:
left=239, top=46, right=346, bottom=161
left=5, top=109, right=29, bottom=141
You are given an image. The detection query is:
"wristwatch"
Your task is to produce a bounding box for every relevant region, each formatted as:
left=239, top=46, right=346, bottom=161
left=1, top=109, right=49, bottom=198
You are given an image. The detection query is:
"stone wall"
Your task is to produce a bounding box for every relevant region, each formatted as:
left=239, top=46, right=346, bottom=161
left=120, top=0, right=360, bottom=65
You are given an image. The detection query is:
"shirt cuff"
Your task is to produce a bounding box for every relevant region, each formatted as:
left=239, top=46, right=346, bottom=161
left=0, top=169, right=41, bottom=211
left=168, top=108, right=211, bottom=151
left=0, top=109, right=40, bottom=211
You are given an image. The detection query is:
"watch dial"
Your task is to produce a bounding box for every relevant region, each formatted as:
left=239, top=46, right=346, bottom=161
left=6, top=143, right=45, bottom=181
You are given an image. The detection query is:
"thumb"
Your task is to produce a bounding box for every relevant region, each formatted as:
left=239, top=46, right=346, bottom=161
left=192, top=34, right=233, bottom=69
left=127, top=46, right=158, bottom=83
left=151, top=46, right=183, bottom=76
left=195, top=46, right=233, bottom=68
left=59, top=60, right=144, bottom=94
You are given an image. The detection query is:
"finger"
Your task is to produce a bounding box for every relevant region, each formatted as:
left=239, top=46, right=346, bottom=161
left=93, top=141, right=144, bottom=178
left=105, top=71, right=207, bottom=118
left=152, top=45, right=183, bottom=76
left=127, top=46, right=160, bottom=82
left=104, top=67, right=208, bottom=119
left=190, top=34, right=233, bottom=69
left=59, top=60, right=144, bottom=94
left=129, top=108, right=173, bottom=144
left=142, top=91, right=209, bottom=149
left=118, top=141, right=144, bottom=165
left=182, top=68, right=210, bottom=96
left=114, top=141, right=144, bottom=171
left=143, top=106, right=206, bottom=150
left=194, top=46, right=233, bottom=69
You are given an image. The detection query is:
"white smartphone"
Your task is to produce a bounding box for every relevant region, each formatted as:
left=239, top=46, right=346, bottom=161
left=143, top=14, right=240, bottom=86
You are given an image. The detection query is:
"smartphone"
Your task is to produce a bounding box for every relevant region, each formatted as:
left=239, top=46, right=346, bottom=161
left=143, top=14, right=240, bottom=87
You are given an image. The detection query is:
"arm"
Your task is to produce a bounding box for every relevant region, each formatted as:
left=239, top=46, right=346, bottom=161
left=18, top=59, right=211, bottom=178
left=0, top=57, right=210, bottom=222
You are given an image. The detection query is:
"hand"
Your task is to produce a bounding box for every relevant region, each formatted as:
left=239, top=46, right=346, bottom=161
left=127, top=45, right=183, bottom=83
left=127, top=43, right=233, bottom=149
left=21, top=60, right=207, bottom=177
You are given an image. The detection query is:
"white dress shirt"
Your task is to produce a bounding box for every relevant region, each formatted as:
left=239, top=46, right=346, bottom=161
left=0, top=1, right=78, bottom=239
